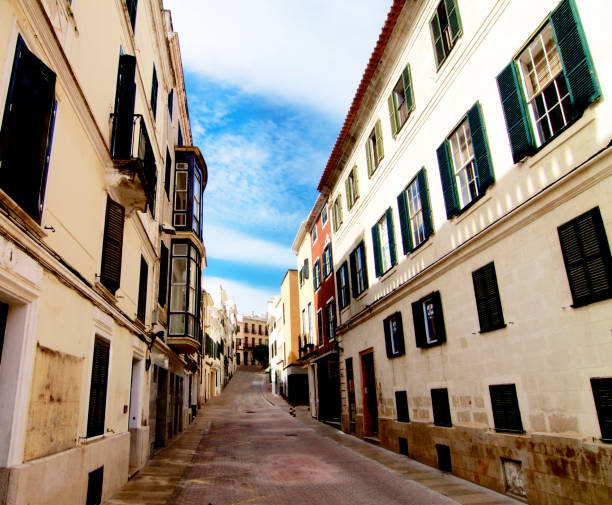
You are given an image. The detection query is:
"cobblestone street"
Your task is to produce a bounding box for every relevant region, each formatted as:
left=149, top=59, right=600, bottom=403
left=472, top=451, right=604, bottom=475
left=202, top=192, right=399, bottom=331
left=105, top=368, right=522, bottom=505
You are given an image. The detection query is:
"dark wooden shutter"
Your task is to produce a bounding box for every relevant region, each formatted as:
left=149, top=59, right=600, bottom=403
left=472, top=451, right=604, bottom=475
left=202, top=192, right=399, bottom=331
left=86, top=466, right=104, bottom=505
left=412, top=299, right=427, bottom=348
left=466, top=102, right=495, bottom=194
left=395, top=391, right=409, bottom=422
left=349, top=249, right=358, bottom=298
left=394, top=312, right=405, bottom=356
left=158, top=243, right=168, bottom=306
left=444, top=0, right=461, bottom=42
left=402, top=64, right=414, bottom=114
left=375, top=119, right=384, bottom=164
left=336, top=268, right=344, bottom=309
left=384, top=315, right=393, bottom=358
left=87, top=338, right=110, bottom=437
left=472, top=262, right=505, bottom=332
left=431, top=388, right=452, bottom=427
left=137, top=256, right=148, bottom=322
left=126, top=0, right=138, bottom=30
left=397, top=190, right=412, bottom=255
left=100, top=197, right=125, bottom=295
left=168, top=89, right=174, bottom=118
left=431, top=291, right=447, bottom=345
left=150, top=66, right=158, bottom=120
left=436, top=141, right=458, bottom=219
left=359, top=242, right=369, bottom=291
left=386, top=208, right=397, bottom=267
left=436, top=444, right=452, bottom=472
left=558, top=207, right=612, bottom=307
left=388, top=93, right=399, bottom=136
left=417, top=168, right=434, bottom=238
left=489, top=384, right=524, bottom=433
left=0, top=37, right=56, bottom=223
left=591, top=378, right=612, bottom=442
left=496, top=62, right=534, bottom=163
left=164, top=148, right=171, bottom=197
left=371, top=223, right=382, bottom=277
left=551, top=0, right=600, bottom=112
left=112, top=54, right=136, bottom=159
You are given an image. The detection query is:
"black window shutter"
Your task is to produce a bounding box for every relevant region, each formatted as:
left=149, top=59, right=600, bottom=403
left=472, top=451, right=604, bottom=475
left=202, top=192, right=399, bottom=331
left=431, top=388, right=452, bottom=427
left=150, top=66, right=158, bottom=120
left=386, top=208, right=397, bottom=267
left=164, top=148, right=172, bottom=197
left=86, top=466, right=104, bottom=505
left=591, top=378, right=612, bottom=442
left=359, top=242, right=369, bottom=290
left=126, top=0, right=138, bottom=31
left=557, top=207, right=612, bottom=307
left=100, top=197, right=125, bottom=295
left=394, top=312, right=405, bottom=356
left=472, top=262, right=505, bottom=332
left=371, top=223, right=382, bottom=277
left=466, top=102, right=495, bottom=194
left=550, top=0, right=600, bottom=113
left=383, top=315, right=393, bottom=358
left=412, top=299, right=427, bottom=348
left=168, top=89, right=174, bottom=118
left=395, top=391, right=409, bottom=422
left=112, top=54, right=137, bottom=159
left=336, top=268, right=343, bottom=309
left=489, top=384, right=524, bottom=433
left=158, top=243, right=168, bottom=306
left=87, top=338, right=110, bottom=437
left=349, top=249, right=358, bottom=298
left=397, top=190, right=412, bottom=255
left=137, top=256, right=148, bottom=322
left=436, top=141, right=458, bottom=219
left=496, top=62, right=534, bottom=163
left=431, top=291, right=447, bottom=345
left=0, top=37, right=56, bottom=223
left=417, top=167, right=433, bottom=239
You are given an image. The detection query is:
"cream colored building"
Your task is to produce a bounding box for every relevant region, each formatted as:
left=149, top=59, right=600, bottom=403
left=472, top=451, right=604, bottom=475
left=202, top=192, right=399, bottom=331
left=236, top=314, right=268, bottom=367
left=0, top=1, right=206, bottom=504
left=316, top=0, right=612, bottom=502
left=267, top=295, right=283, bottom=394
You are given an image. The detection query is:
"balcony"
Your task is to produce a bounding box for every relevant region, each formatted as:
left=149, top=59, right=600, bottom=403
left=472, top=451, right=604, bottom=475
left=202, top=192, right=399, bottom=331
left=106, top=114, right=157, bottom=213
left=167, top=333, right=201, bottom=355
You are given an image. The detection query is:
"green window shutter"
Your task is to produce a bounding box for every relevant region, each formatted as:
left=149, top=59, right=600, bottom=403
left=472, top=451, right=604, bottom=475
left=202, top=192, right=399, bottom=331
left=496, top=62, right=535, bottom=163
left=444, top=0, right=462, bottom=42
left=349, top=249, right=358, bottom=298
left=332, top=204, right=338, bottom=231
left=388, top=93, right=399, bottom=136
left=417, top=167, right=434, bottom=238
left=466, top=102, right=495, bottom=194
left=375, top=119, right=384, bottom=163
left=386, top=207, right=397, bottom=266
left=338, top=198, right=343, bottom=225
left=550, top=0, right=600, bottom=112
left=430, top=12, right=445, bottom=67
left=402, top=64, right=414, bottom=114
left=345, top=177, right=352, bottom=209
left=371, top=224, right=382, bottom=277
left=359, top=241, right=369, bottom=290
left=591, top=378, right=612, bottom=442
left=100, top=197, right=125, bottom=295
left=436, top=140, right=458, bottom=219
left=353, top=166, right=360, bottom=198
left=365, top=138, right=374, bottom=177
left=397, top=190, right=412, bottom=255
left=472, top=262, right=505, bottom=332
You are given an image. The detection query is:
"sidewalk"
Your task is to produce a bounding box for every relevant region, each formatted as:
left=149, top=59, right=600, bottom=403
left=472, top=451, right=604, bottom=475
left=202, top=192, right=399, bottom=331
left=262, top=379, right=522, bottom=505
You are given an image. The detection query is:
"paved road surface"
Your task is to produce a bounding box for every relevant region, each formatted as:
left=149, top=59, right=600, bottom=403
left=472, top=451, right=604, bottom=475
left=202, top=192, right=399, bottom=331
left=105, top=368, right=522, bottom=505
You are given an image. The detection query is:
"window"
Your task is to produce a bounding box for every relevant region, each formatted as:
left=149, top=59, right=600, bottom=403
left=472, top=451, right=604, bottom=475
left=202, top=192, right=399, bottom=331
left=332, top=196, right=343, bottom=232
left=307, top=302, right=313, bottom=344
left=321, top=205, right=328, bottom=226
left=412, top=291, right=446, bottom=348
left=489, top=384, right=524, bottom=433
left=429, top=0, right=462, bottom=69
left=431, top=388, right=452, bottom=427
left=158, top=243, right=169, bottom=306
left=349, top=241, right=369, bottom=298
left=301, top=309, right=307, bottom=336
left=365, top=119, right=384, bottom=177
left=388, top=64, right=414, bottom=135
left=345, top=166, right=359, bottom=210
left=317, top=309, right=323, bottom=346
left=136, top=257, right=148, bottom=323
left=336, top=262, right=350, bottom=310
left=173, top=163, right=188, bottom=227
left=192, top=167, right=201, bottom=235
left=311, top=224, right=318, bottom=243
left=322, top=243, right=333, bottom=278
left=237, top=338, right=241, bottom=347
left=436, top=444, right=452, bottom=472
left=436, top=102, right=494, bottom=218
left=325, top=300, right=336, bottom=341
left=0, top=36, right=57, bottom=223
left=383, top=312, right=405, bottom=359
left=397, top=168, right=433, bottom=254
left=178, top=124, right=183, bottom=146
left=111, top=54, right=137, bottom=160
left=150, top=65, right=158, bottom=120
left=168, top=242, right=201, bottom=339
left=87, top=338, right=110, bottom=437
left=395, top=391, right=409, bottom=422
left=125, top=0, right=138, bottom=31
left=472, top=262, right=505, bottom=332
left=497, top=0, right=600, bottom=162
left=371, top=208, right=397, bottom=277
left=557, top=207, right=612, bottom=307
left=164, top=148, right=172, bottom=198
left=168, top=89, right=174, bottom=119
left=591, top=378, right=612, bottom=442
left=313, top=259, right=322, bottom=290
left=99, top=197, right=125, bottom=295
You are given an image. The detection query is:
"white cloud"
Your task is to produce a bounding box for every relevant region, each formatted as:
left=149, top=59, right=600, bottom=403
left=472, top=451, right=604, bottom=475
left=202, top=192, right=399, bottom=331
left=204, top=224, right=295, bottom=268
left=203, top=276, right=276, bottom=316
left=164, top=0, right=393, bottom=118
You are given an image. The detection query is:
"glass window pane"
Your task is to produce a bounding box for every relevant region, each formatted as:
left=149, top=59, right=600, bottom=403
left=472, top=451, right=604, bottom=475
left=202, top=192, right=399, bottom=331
left=187, top=316, right=194, bottom=337
left=175, top=190, right=187, bottom=211
left=172, top=257, right=187, bottom=283
left=174, top=213, right=186, bottom=227
left=175, top=171, right=187, bottom=190
left=170, top=286, right=186, bottom=311
left=169, top=314, right=184, bottom=334
left=173, top=244, right=188, bottom=256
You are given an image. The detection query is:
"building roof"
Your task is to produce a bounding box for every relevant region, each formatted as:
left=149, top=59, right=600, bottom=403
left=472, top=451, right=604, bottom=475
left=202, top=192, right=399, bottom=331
left=291, top=193, right=328, bottom=252
left=317, top=0, right=406, bottom=193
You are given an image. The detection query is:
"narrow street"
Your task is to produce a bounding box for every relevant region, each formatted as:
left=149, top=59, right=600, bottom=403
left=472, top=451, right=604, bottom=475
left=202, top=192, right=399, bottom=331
left=105, top=368, right=522, bottom=505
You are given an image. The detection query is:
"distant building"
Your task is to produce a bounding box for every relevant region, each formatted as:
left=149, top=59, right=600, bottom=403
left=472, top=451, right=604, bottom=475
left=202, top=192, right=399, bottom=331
left=236, top=313, right=268, bottom=366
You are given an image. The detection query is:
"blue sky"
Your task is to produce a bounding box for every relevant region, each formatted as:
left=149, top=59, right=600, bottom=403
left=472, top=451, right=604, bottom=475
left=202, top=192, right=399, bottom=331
left=164, top=0, right=393, bottom=315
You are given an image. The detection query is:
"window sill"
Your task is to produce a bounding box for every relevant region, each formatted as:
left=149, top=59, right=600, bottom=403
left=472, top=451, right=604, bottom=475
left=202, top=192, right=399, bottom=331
left=0, top=190, right=48, bottom=239
left=94, top=281, right=117, bottom=304
left=378, top=264, right=398, bottom=282
left=408, top=236, right=433, bottom=257
left=493, top=428, right=525, bottom=435
left=454, top=194, right=492, bottom=225
left=478, top=323, right=507, bottom=334
left=388, top=351, right=405, bottom=360
left=354, top=289, right=368, bottom=302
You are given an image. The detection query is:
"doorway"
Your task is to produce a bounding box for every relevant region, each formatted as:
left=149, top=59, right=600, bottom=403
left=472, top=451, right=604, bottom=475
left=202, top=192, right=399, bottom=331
left=345, top=357, right=356, bottom=432
left=360, top=349, right=378, bottom=436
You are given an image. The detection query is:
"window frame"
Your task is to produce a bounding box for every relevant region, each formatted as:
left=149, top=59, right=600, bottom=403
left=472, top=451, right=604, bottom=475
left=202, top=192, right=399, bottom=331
left=472, top=262, right=506, bottom=333
left=316, top=309, right=323, bottom=346
left=388, top=64, right=414, bottom=136
left=168, top=240, right=202, bottom=340
left=336, top=261, right=350, bottom=310
left=349, top=241, right=369, bottom=298
left=489, top=384, right=524, bottom=434
left=333, top=195, right=343, bottom=232
left=365, top=119, right=384, bottom=177
left=325, top=299, right=336, bottom=341
left=372, top=208, right=397, bottom=277
left=383, top=312, right=405, bottom=359
left=412, top=291, right=447, bottom=348
left=429, top=0, right=462, bottom=69
left=313, top=258, right=322, bottom=291
left=322, top=243, right=333, bottom=279
left=321, top=206, right=328, bottom=226
left=345, top=165, right=359, bottom=210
